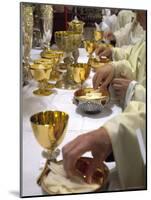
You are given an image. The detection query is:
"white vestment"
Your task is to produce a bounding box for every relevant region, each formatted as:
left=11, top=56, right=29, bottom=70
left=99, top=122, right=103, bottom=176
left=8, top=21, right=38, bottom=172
left=102, top=39, right=146, bottom=189
left=103, top=101, right=146, bottom=189
left=114, top=22, right=145, bottom=47
left=111, top=40, right=146, bottom=106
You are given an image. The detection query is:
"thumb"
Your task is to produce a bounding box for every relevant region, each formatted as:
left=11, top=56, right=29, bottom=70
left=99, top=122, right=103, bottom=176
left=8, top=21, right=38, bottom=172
left=85, top=158, right=100, bottom=184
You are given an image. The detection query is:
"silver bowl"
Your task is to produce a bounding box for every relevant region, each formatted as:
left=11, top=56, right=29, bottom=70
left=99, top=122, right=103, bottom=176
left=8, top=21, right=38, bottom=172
left=74, top=88, right=109, bottom=114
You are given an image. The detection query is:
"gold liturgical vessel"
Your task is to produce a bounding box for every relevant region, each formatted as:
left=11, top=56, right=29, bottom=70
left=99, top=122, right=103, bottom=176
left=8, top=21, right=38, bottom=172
left=30, top=110, right=69, bottom=185
left=94, top=30, right=104, bottom=42
left=55, top=31, right=85, bottom=89
left=29, top=62, right=54, bottom=96
left=41, top=49, right=64, bottom=83
left=83, top=40, right=96, bottom=58
left=68, top=16, right=85, bottom=34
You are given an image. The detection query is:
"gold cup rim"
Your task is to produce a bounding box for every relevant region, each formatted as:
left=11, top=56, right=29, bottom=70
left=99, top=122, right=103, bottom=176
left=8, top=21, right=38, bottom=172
left=29, top=63, right=52, bottom=70
left=34, top=58, right=54, bottom=64
left=30, top=110, right=69, bottom=126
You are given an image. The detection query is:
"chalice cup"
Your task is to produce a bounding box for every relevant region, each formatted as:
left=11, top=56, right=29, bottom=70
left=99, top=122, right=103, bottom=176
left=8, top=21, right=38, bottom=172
left=30, top=110, right=69, bottom=185
left=41, top=49, right=64, bottom=82
left=30, top=63, right=54, bottom=96
left=94, top=30, right=104, bottom=42
left=55, top=31, right=82, bottom=89
left=83, top=40, right=96, bottom=58
left=66, top=63, right=90, bottom=89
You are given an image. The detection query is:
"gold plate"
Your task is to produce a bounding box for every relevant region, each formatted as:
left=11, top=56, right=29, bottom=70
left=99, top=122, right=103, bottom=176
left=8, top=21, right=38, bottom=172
left=41, top=157, right=109, bottom=194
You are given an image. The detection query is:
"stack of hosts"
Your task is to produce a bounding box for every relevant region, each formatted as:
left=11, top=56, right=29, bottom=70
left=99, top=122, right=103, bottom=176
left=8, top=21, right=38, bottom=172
left=62, top=11, right=146, bottom=190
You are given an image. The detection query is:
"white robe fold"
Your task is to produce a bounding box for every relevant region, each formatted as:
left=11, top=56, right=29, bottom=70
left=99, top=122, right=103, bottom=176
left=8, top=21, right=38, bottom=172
left=103, top=101, right=146, bottom=189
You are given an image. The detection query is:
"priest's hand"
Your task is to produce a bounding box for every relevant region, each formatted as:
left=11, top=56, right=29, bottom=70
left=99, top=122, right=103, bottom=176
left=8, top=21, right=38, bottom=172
left=62, top=127, right=112, bottom=184
left=112, top=77, right=132, bottom=99
left=103, top=31, right=116, bottom=42
left=93, top=64, right=114, bottom=89
left=95, top=45, right=112, bottom=59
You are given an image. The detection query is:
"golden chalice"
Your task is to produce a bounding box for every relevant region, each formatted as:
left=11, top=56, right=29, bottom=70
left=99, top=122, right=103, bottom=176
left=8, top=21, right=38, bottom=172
left=30, top=110, right=69, bottom=185
left=41, top=49, right=64, bottom=82
left=55, top=31, right=82, bottom=89
left=83, top=40, right=96, bottom=58
left=56, top=63, right=90, bottom=89
left=94, top=30, right=104, bottom=42
left=29, top=62, right=54, bottom=96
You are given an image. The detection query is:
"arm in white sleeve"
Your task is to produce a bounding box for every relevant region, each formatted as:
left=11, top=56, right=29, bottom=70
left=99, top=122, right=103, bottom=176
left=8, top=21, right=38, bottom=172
left=114, top=23, right=132, bottom=47
left=103, top=101, right=146, bottom=189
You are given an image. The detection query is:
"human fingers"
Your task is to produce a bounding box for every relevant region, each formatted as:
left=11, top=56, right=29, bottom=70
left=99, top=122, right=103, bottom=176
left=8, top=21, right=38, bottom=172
left=98, top=49, right=111, bottom=59
left=62, top=135, right=91, bottom=178
left=114, top=89, right=123, bottom=98
left=95, top=46, right=105, bottom=56
left=112, top=83, right=122, bottom=90
left=104, top=31, right=113, bottom=40
left=101, top=71, right=113, bottom=88
left=93, top=72, right=103, bottom=89
left=112, top=78, right=125, bottom=84
left=85, top=158, right=100, bottom=184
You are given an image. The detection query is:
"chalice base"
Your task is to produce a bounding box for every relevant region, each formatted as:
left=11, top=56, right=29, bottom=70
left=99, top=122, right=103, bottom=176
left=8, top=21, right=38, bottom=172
left=46, top=82, right=55, bottom=89
left=55, top=79, right=81, bottom=90
left=33, top=88, right=54, bottom=96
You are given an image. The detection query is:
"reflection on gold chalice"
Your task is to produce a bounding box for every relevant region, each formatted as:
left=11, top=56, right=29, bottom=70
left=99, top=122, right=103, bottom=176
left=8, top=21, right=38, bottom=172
left=41, top=49, right=64, bottom=83
left=83, top=40, right=96, bottom=58
left=30, top=110, right=69, bottom=185
left=56, top=63, right=90, bottom=89
left=68, top=17, right=85, bottom=34
left=55, top=31, right=82, bottom=89
left=94, top=30, right=104, bottom=42
left=30, top=62, right=54, bottom=96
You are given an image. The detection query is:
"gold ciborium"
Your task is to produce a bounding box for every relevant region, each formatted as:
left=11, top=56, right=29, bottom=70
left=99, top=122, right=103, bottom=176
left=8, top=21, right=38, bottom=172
left=68, top=17, right=85, bottom=34
left=55, top=31, right=82, bottom=89
left=30, top=62, right=54, bottom=96
left=83, top=40, right=96, bottom=58
left=56, top=63, right=90, bottom=89
left=30, top=110, right=69, bottom=185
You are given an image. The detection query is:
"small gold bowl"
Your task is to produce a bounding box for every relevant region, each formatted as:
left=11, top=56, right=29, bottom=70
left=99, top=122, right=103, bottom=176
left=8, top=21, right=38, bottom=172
left=41, top=157, right=109, bottom=194
left=75, top=157, right=109, bottom=185
left=74, top=88, right=109, bottom=113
